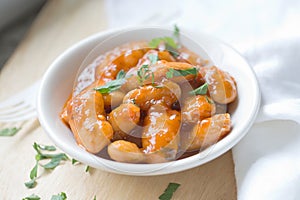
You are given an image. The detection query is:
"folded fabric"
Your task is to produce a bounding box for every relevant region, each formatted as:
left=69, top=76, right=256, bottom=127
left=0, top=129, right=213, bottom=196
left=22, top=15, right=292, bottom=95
left=234, top=38, right=300, bottom=200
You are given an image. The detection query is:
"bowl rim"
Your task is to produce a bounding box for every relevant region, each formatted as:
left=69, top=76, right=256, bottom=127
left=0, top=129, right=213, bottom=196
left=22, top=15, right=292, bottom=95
left=37, top=26, right=261, bottom=176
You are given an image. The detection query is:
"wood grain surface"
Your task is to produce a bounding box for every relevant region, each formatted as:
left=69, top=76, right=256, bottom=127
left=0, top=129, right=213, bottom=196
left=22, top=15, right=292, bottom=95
left=0, top=1, right=236, bottom=199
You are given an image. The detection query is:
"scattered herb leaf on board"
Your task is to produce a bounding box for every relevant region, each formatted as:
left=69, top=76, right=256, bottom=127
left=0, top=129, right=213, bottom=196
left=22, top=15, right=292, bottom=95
left=0, top=127, right=20, bottom=136
left=25, top=142, right=68, bottom=189
left=159, top=182, right=181, bottom=200
left=71, top=158, right=79, bottom=165
left=50, top=192, right=67, bottom=200
left=22, top=194, right=41, bottom=200
left=85, top=165, right=90, bottom=172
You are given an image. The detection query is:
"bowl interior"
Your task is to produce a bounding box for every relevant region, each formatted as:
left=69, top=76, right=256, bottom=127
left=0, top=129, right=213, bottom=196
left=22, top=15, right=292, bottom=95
left=37, top=27, right=260, bottom=175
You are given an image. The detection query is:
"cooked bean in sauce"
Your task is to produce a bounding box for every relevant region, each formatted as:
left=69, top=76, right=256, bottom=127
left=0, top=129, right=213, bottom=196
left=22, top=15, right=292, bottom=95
left=61, top=34, right=237, bottom=163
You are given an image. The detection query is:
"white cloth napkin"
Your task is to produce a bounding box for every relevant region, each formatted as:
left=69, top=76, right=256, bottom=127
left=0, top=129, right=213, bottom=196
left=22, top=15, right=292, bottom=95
left=105, top=0, right=300, bottom=199
left=233, top=39, right=300, bottom=200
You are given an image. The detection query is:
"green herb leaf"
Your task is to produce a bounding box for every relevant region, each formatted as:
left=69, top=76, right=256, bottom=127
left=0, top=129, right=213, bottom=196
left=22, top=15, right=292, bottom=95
left=36, top=152, right=68, bottom=161
left=0, top=127, right=20, bottom=136
left=93, top=195, right=97, bottom=200
left=41, top=156, right=65, bottom=169
left=151, top=72, right=155, bottom=85
left=150, top=72, right=163, bottom=88
left=33, top=142, right=42, bottom=156
left=94, top=70, right=127, bottom=94
left=51, top=192, right=67, bottom=200
left=85, top=165, right=90, bottom=172
left=148, top=37, right=178, bottom=49
left=173, top=24, right=180, bottom=39
left=159, top=182, right=181, bottom=200
left=163, top=37, right=177, bottom=49
left=28, top=142, right=69, bottom=189
left=24, top=179, right=37, bottom=189
left=166, top=68, right=198, bottom=79
left=148, top=37, right=179, bottom=58
left=22, top=194, right=41, bottom=200
left=130, top=99, right=136, bottom=105
left=94, top=79, right=126, bottom=94
left=149, top=26, right=181, bottom=58
left=149, top=38, right=162, bottom=48
left=116, top=69, right=126, bottom=79
left=205, top=95, right=214, bottom=104
left=25, top=161, right=38, bottom=188
left=190, top=82, right=208, bottom=95
left=94, top=87, right=110, bottom=94
left=166, top=68, right=174, bottom=79
left=173, top=68, right=198, bottom=76
left=35, top=154, right=42, bottom=161
left=165, top=43, right=180, bottom=58
left=148, top=54, right=159, bottom=64
left=137, top=65, right=151, bottom=85
left=37, top=144, right=56, bottom=151
left=72, top=158, right=79, bottom=165
left=30, top=162, right=38, bottom=180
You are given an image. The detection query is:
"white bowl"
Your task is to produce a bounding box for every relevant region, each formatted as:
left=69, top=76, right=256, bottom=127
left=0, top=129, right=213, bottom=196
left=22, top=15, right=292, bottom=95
left=37, top=26, right=260, bottom=176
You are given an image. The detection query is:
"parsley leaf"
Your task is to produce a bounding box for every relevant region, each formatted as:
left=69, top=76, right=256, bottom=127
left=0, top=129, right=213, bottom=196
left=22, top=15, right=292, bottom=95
left=116, top=69, right=126, bottom=79
left=25, top=161, right=38, bottom=188
left=37, top=144, right=56, bottom=151
left=0, top=127, right=20, bottom=136
left=94, top=70, right=127, bottom=94
left=148, top=54, right=159, bottom=64
left=148, top=38, right=162, bottom=48
left=22, top=194, right=41, bottom=200
left=149, top=37, right=178, bottom=49
left=173, top=68, right=198, bottom=76
left=205, top=95, right=214, bottom=104
left=149, top=25, right=181, bottom=58
left=190, top=82, right=208, bottom=95
left=150, top=72, right=163, bottom=88
left=30, top=162, right=38, bottom=180
left=72, top=158, right=79, bottom=165
left=129, top=99, right=136, bottom=105
left=24, top=179, right=36, bottom=189
left=41, top=155, right=67, bottom=169
left=137, top=65, right=151, bottom=85
left=51, top=192, right=67, bottom=200
left=163, top=37, right=178, bottom=49
left=93, top=195, right=97, bottom=200
left=85, top=165, right=90, bottom=172
left=166, top=69, right=174, bottom=79
left=25, top=142, right=68, bottom=189
left=151, top=72, right=155, bottom=85
left=173, top=24, right=180, bottom=39
left=159, top=182, right=181, bottom=200
left=165, top=43, right=180, bottom=58
left=166, top=68, right=198, bottom=79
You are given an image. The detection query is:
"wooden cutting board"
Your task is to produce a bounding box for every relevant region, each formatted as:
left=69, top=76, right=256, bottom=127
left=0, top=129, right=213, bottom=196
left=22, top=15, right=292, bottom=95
left=0, top=0, right=236, bottom=199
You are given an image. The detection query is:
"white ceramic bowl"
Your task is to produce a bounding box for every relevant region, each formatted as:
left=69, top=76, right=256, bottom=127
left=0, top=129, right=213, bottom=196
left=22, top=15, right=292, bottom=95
left=37, top=26, right=260, bottom=176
